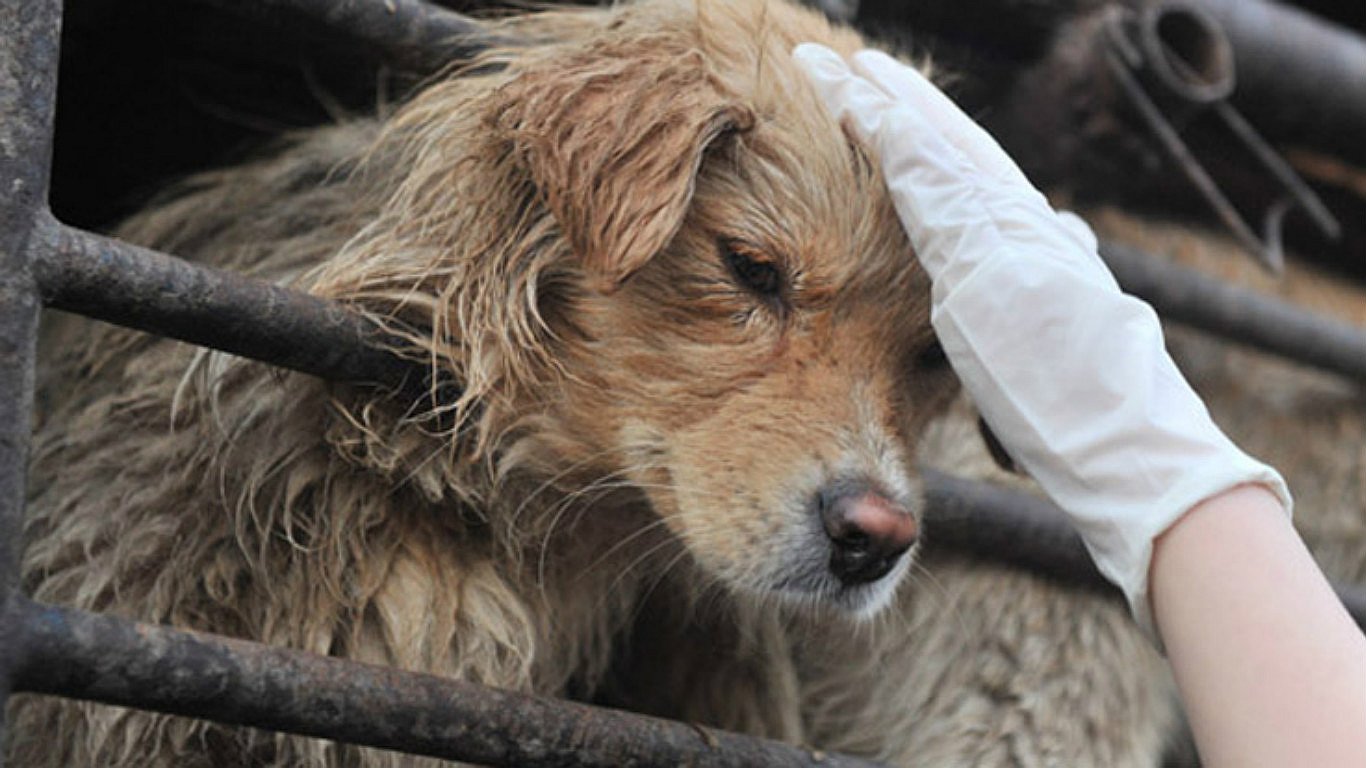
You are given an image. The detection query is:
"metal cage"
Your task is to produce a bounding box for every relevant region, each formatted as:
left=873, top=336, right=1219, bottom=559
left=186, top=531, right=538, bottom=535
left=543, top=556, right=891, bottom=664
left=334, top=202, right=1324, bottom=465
left=3, top=1, right=1366, bottom=765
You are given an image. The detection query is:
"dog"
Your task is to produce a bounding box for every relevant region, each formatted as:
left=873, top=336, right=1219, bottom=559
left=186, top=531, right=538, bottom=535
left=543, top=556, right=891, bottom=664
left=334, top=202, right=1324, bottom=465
left=10, top=1, right=1179, bottom=765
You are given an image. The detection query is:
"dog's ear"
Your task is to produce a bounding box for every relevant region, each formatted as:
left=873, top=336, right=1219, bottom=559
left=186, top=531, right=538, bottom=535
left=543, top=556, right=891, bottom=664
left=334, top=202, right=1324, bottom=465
left=495, top=46, right=754, bottom=290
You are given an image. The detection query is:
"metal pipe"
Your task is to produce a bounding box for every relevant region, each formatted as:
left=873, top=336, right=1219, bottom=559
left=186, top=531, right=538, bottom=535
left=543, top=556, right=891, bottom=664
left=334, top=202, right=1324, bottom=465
left=1191, top=0, right=1366, bottom=168
left=922, top=472, right=1366, bottom=632
left=1137, top=2, right=1235, bottom=105
left=33, top=219, right=417, bottom=391
left=35, top=225, right=1366, bottom=394
left=922, top=471, right=1111, bottom=594
left=190, top=0, right=501, bottom=74
left=1101, top=241, right=1366, bottom=382
left=10, top=598, right=882, bottom=768
left=0, top=0, right=62, bottom=763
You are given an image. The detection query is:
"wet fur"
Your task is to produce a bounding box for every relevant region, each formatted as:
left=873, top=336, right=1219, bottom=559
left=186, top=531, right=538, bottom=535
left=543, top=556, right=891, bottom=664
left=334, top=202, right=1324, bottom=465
left=20, top=1, right=1353, bottom=766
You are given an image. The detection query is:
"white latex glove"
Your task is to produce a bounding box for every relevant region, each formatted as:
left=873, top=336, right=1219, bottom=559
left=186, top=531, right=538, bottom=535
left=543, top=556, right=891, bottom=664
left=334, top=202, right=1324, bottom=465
left=792, top=43, right=1292, bottom=637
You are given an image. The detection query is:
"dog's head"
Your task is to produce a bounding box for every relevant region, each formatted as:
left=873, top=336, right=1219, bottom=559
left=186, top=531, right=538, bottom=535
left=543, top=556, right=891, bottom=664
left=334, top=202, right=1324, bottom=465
left=329, top=0, right=958, bottom=616
left=499, top=0, right=961, bottom=615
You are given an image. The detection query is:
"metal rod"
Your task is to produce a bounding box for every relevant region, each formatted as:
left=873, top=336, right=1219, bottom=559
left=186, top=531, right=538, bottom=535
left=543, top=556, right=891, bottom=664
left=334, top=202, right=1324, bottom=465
left=10, top=598, right=881, bottom=768
left=32, top=218, right=416, bottom=391
left=1214, top=100, right=1342, bottom=242
left=1101, top=241, right=1366, bottom=382
left=1104, top=41, right=1281, bottom=271
left=1136, top=2, right=1235, bottom=105
left=191, top=0, right=501, bottom=74
left=34, top=226, right=1366, bottom=395
left=922, top=472, right=1366, bottom=631
left=0, top=0, right=62, bottom=763
left=1191, top=0, right=1366, bottom=169
left=922, top=471, right=1112, bottom=594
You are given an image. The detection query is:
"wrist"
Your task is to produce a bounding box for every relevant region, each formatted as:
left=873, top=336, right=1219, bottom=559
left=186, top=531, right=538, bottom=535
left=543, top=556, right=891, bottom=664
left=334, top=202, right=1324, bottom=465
left=1147, top=483, right=1293, bottom=646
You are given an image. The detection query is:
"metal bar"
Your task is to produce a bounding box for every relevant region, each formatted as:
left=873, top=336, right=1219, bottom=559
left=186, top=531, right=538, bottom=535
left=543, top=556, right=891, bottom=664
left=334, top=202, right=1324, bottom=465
left=32, top=219, right=416, bottom=390
left=1342, top=584, right=1366, bottom=634
left=922, top=472, right=1366, bottom=631
left=10, top=598, right=880, bottom=768
left=1191, top=0, right=1366, bottom=169
left=1101, top=241, right=1366, bottom=382
left=34, top=227, right=1366, bottom=395
left=0, top=0, right=62, bottom=763
left=922, top=471, right=1111, bottom=594
left=1213, top=100, right=1342, bottom=242
left=191, top=0, right=501, bottom=74
left=1104, top=41, right=1281, bottom=271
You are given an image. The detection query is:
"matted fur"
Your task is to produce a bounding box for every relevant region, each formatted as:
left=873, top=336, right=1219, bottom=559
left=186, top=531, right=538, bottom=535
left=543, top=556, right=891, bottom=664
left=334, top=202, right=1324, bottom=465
left=26, top=1, right=1330, bottom=766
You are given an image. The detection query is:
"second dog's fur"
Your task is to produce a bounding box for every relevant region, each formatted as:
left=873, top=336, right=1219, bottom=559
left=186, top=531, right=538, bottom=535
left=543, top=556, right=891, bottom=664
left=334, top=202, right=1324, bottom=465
left=11, top=1, right=1177, bottom=765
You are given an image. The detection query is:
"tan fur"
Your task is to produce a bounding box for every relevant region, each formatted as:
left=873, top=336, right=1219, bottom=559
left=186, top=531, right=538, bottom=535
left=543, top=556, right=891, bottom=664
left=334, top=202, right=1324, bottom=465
left=19, top=1, right=1360, bottom=765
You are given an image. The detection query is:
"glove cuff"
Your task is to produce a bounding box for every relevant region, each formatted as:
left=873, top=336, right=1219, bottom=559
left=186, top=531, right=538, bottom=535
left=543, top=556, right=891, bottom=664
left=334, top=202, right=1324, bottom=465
left=1094, top=456, right=1293, bottom=651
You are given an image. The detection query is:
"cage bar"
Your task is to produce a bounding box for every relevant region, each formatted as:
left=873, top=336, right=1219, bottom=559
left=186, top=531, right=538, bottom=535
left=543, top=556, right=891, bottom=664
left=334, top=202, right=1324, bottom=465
left=36, top=218, right=1366, bottom=391
left=12, top=597, right=877, bottom=768
left=193, top=0, right=502, bottom=73
left=921, top=471, right=1366, bottom=630
left=1103, top=242, right=1366, bottom=380
left=33, top=218, right=415, bottom=389
left=0, top=0, right=61, bottom=764
left=922, top=471, right=1108, bottom=592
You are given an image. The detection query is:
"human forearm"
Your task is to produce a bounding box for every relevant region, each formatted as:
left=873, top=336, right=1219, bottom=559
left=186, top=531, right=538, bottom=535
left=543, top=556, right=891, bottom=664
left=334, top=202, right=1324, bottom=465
left=1152, top=485, right=1366, bottom=766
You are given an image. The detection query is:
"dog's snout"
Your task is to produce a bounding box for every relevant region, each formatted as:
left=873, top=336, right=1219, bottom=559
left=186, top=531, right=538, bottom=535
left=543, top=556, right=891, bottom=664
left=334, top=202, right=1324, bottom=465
left=817, top=483, right=918, bottom=585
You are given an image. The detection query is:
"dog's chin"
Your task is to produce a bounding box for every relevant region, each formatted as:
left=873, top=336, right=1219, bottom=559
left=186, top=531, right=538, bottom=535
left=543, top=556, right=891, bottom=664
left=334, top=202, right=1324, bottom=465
left=761, top=552, right=912, bottom=620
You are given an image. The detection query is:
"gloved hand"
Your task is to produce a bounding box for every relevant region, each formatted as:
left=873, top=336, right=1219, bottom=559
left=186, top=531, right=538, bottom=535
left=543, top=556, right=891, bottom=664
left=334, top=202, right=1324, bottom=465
left=792, top=43, right=1292, bottom=638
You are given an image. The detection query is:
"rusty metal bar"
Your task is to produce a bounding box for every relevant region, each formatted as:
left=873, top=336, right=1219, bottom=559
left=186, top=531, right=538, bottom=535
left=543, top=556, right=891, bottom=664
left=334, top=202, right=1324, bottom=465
left=1104, top=30, right=1281, bottom=270
left=922, top=471, right=1111, bottom=594
left=1101, top=241, right=1366, bottom=382
left=33, top=225, right=1366, bottom=393
left=191, top=0, right=501, bottom=74
left=921, top=472, right=1366, bottom=631
left=1190, top=0, right=1366, bottom=169
left=32, top=219, right=415, bottom=390
left=1102, top=2, right=1340, bottom=273
left=0, top=0, right=61, bottom=763
left=10, top=597, right=878, bottom=768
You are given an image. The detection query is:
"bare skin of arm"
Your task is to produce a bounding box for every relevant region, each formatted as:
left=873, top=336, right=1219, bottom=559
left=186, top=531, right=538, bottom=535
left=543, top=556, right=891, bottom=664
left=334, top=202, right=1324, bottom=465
left=1151, top=485, right=1366, bottom=766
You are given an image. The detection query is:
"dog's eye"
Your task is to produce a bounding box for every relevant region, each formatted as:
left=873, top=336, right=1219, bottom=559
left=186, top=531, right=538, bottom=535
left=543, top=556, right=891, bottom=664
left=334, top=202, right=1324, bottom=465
left=721, top=240, right=782, bottom=297
left=915, top=340, right=950, bottom=370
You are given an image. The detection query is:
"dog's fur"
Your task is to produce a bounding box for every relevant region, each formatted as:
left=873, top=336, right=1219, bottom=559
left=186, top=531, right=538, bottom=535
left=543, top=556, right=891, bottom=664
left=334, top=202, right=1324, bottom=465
left=9, top=1, right=1191, bottom=766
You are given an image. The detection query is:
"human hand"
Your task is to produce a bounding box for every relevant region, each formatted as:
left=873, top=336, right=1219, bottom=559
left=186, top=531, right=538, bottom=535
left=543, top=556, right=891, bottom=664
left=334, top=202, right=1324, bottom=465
left=792, top=43, right=1291, bottom=636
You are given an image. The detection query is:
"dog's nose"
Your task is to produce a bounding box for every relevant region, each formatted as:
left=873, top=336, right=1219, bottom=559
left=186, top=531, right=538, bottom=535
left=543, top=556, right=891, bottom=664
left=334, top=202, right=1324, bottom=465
left=817, top=484, right=918, bottom=585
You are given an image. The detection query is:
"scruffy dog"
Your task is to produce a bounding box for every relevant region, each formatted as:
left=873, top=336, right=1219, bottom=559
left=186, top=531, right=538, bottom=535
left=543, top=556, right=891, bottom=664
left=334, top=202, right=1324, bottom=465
left=10, top=0, right=1178, bottom=766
